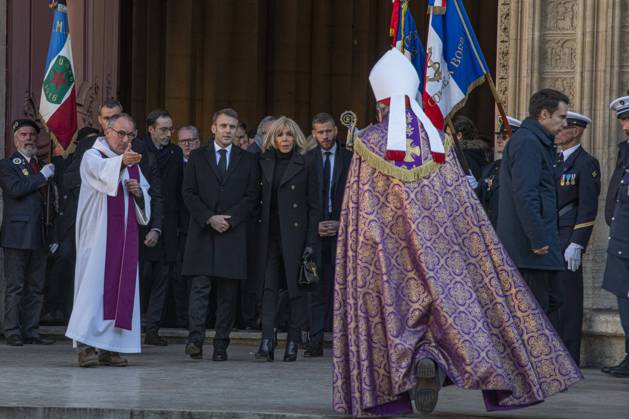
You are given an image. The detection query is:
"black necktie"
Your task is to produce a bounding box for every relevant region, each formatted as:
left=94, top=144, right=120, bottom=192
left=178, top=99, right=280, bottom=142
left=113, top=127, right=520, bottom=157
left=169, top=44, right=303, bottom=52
left=218, top=149, right=227, bottom=178
left=557, top=152, right=564, bottom=164
left=323, top=151, right=332, bottom=216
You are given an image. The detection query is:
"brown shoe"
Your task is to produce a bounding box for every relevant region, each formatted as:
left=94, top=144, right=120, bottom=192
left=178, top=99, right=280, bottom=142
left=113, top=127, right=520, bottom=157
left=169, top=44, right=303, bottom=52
left=78, top=347, right=99, bottom=368
left=98, top=350, right=128, bottom=367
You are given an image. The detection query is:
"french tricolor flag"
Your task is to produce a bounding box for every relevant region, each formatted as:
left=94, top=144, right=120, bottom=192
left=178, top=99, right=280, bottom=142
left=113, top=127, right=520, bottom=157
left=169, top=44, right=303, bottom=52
left=422, top=0, right=489, bottom=131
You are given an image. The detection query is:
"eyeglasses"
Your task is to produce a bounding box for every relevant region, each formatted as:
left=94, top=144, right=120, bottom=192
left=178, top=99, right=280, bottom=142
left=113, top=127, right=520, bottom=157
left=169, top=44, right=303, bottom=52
left=179, top=138, right=200, bottom=145
left=109, top=128, right=137, bottom=140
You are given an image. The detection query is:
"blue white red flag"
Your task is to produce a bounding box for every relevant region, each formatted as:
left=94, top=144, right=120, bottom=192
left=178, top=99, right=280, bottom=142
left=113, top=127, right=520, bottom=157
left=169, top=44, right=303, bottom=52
left=422, top=0, right=489, bottom=130
left=39, top=0, right=77, bottom=150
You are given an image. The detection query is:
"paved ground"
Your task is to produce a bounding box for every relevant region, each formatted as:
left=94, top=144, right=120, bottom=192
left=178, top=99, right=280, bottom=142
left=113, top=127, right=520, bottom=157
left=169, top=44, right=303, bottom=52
left=0, top=339, right=627, bottom=418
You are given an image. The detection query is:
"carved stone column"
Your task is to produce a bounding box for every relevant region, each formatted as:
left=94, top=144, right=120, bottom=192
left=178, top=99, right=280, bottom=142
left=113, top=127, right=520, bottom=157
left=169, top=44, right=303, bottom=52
left=497, top=0, right=627, bottom=366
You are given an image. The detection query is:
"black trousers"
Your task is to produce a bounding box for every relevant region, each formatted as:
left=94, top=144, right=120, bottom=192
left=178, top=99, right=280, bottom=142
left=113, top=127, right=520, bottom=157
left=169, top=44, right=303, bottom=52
left=172, top=233, right=190, bottom=328
left=618, top=296, right=629, bottom=356
left=308, top=237, right=334, bottom=344
left=261, top=238, right=306, bottom=342
left=3, top=247, right=47, bottom=338
left=240, top=218, right=260, bottom=327
left=188, top=276, right=239, bottom=349
left=548, top=241, right=584, bottom=364
left=44, top=234, right=76, bottom=319
left=142, top=259, right=174, bottom=334
left=519, top=268, right=553, bottom=313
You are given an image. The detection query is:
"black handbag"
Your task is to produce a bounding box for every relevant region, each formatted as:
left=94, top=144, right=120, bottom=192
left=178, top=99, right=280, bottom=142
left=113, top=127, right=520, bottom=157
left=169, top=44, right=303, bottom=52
left=297, top=247, right=319, bottom=288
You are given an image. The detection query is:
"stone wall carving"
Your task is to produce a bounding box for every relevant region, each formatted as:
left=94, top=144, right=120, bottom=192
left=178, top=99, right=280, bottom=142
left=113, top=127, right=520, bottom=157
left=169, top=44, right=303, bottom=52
left=539, top=0, right=577, bottom=100
left=495, top=0, right=511, bottom=118
left=543, top=0, right=578, bottom=31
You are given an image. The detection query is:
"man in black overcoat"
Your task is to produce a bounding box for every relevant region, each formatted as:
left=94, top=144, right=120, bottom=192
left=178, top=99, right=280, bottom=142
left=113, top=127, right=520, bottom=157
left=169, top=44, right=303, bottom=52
left=601, top=92, right=629, bottom=377
left=497, top=89, right=569, bottom=312
left=305, top=113, right=352, bottom=357
left=0, top=119, right=56, bottom=346
left=548, top=111, right=600, bottom=365
left=140, top=109, right=183, bottom=345
left=182, top=108, right=259, bottom=361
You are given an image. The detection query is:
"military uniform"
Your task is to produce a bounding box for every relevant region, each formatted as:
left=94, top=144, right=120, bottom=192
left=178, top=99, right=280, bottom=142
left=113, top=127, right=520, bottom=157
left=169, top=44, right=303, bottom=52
left=601, top=93, right=629, bottom=376
left=550, top=138, right=600, bottom=365
left=479, top=116, right=521, bottom=228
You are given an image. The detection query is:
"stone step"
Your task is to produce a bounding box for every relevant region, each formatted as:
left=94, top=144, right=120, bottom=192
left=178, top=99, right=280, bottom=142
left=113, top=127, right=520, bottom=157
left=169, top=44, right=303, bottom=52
left=40, top=325, right=333, bottom=346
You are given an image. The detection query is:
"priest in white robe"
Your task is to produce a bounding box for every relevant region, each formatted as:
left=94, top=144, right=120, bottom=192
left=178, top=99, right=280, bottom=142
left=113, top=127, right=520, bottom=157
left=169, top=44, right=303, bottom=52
left=66, top=113, right=151, bottom=368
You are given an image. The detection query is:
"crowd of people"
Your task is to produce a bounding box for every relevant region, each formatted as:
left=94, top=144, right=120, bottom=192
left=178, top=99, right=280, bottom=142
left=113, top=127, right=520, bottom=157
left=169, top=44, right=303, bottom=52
left=2, top=51, right=629, bottom=416
left=0, top=102, right=352, bottom=366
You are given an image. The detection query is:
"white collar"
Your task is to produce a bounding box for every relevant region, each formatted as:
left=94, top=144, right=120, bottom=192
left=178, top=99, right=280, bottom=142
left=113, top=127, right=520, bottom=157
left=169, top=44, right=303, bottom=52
left=93, top=136, right=119, bottom=158
left=321, top=143, right=337, bottom=155
left=214, top=142, right=232, bottom=153
left=562, top=143, right=581, bottom=161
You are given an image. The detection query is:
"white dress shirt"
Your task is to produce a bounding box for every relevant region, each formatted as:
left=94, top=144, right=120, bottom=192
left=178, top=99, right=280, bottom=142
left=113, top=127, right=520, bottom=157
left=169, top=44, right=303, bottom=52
left=562, top=144, right=581, bottom=162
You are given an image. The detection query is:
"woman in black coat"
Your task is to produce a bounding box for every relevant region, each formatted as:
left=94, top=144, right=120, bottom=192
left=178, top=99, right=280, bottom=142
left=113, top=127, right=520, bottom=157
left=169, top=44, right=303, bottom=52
left=255, top=116, right=321, bottom=362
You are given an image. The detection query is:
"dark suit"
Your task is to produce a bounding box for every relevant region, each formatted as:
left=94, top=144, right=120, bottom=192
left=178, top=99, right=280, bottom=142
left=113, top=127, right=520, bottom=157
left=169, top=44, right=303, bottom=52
left=182, top=143, right=259, bottom=349
left=140, top=136, right=183, bottom=335
left=306, top=144, right=351, bottom=345
left=497, top=117, right=564, bottom=312
left=479, top=159, right=501, bottom=228
left=603, top=141, right=629, bottom=357
left=258, top=149, right=321, bottom=342
left=548, top=146, right=600, bottom=364
left=0, top=152, right=49, bottom=339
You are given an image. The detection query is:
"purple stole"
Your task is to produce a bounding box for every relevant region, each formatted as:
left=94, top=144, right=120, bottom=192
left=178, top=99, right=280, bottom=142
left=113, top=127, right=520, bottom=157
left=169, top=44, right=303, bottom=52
left=100, top=152, right=140, bottom=330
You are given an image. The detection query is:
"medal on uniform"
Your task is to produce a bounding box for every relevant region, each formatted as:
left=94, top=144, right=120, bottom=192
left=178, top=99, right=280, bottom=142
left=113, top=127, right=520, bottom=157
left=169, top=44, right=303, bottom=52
left=560, top=175, right=565, bottom=186
left=486, top=176, right=493, bottom=191
left=22, top=168, right=29, bottom=176
left=571, top=174, right=576, bottom=185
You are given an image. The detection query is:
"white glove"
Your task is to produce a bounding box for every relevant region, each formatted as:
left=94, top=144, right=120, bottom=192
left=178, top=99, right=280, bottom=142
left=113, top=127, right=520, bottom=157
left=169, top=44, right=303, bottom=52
left=466, top=175, right=479, bottom=189
left=49, top=243, right=59, bottom=254
left=564, top=242, right=583, bottom=272
left=40, top=163, right=55, bottom=179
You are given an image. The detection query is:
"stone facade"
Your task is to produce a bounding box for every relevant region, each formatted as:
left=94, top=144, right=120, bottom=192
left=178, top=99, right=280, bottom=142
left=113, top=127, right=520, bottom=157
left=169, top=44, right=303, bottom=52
left=0, top=0, right=7, bottom=329
left=496, top=0, right=627, bottom=366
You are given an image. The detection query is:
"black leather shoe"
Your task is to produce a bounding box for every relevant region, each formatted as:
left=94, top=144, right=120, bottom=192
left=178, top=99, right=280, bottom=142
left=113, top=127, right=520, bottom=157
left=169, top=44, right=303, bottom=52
left=283, top=340, right=299, bottom=362
left=609, top=361, right=629, bottom=378
left=5, top=335, right=23, bottom=346
left=602, top=356, right=629, bottom=374
left=24, top=336, right=55, bottom=345
left=254, top=338, right=275, bottom=362
left=185, top=342, right=203, bottom=360
left=304, top=341, right=323, bottom=358
left=212, top=348, right=228, bottom=361
left=145, top=332, right=168, bottom=346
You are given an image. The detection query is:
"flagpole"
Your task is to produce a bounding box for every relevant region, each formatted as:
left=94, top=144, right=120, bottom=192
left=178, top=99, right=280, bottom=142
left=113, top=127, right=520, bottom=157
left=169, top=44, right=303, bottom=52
left=484, top=73, right=513, bottom=138
left=452, top=0, right=513, bottom=138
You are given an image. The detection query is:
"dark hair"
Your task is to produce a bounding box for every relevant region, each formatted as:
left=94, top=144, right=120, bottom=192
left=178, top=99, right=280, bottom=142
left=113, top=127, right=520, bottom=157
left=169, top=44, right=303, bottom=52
left=77, top=126, right=100, bottom=141
left=99, top=99, right=123, bottom=114
left=452, top=115, right=479, bottom=142
left=146, top=109, right=171, bottom=127
left=312, top=112, right=335, bottom=127
left=237, top=121, right=247, bottom=130
left=107, top=113, right=136, bottom=129
left=528, top=88, right=570, bottom=118
left=212, top=108, right=239, bottom=124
